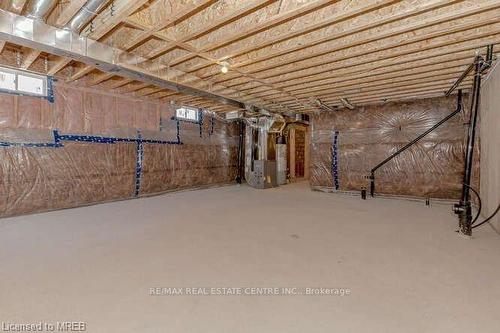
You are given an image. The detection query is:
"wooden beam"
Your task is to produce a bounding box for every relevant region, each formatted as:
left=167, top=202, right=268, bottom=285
left=60, top=0, right=314, bottom=111
left=212, top=4, right=500, bottom=86
left=262, top=45, right=498, bottom=93
left=281, top=76, right=472, bottom=104
left=67, top=66, right=95, bottom=82
left=86, top=0, right=151, bottom=40
left=220, top=21, right=500, bottom=91
left=249, top=55, right=477, bottom=98
left=20, top=48, right=41, bottom=69
left=147, top=0, right=278, bottom=60
left=137, top=88, right=165, bottom=97
left=123, top=0, right=218, bottom=51
left=274, top=70, right=468, bottom=102
left=0, top=41, right=5, bottom=54
left=317, top=81, right=473, bottom=103
left=245, top=3, right=500, bottom=79
left=321, top=83, right=472, bottom=106
left=188, top=0, right=396, bottom=76
left=201, top=0, right=338, bottom=53
left=89, top=72, right=115, bottom=86
left=108, top=78, right=134, bottom=89
left=198, top=0, right=455, bottom=79
left=123, top=82, right=150, bottom=93
left=48, top=58, right=72, bottom=75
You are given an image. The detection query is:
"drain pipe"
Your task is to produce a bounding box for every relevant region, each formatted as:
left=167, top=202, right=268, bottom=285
left=66, top=0, right=109, bottom=32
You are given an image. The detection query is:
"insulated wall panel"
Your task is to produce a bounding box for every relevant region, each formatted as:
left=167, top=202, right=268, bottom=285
left=0, top=83, right=238, bottom=218
left=310, top=96, right=479, bottom=199
left=0, top=143, right=136, bottom=217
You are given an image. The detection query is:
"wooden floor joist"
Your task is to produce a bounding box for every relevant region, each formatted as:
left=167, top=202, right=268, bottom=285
left=0, top=0, right=498, bottom=113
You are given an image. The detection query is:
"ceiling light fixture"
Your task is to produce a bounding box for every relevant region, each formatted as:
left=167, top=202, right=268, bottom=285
left=220, top=61, right=229, bottom=74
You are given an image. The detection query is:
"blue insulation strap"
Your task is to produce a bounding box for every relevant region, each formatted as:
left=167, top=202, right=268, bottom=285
left=47, top=76, right=55, bottom=103
left=0, top=129, right=184, bottom=198
left=58, top=134, right=118, bottom=144
left=0, top=141, right=62, bottom=148
left=176, top=119, right=181, bottom=144
left=332, top=131, right=340, bottom=190
left=1, top=130, right=183, bottom=148
left=142, top=139, right=181, bottom=145
left=199, top=111, right=204, bottom=138
left=134, top=132, right=144, bottom=197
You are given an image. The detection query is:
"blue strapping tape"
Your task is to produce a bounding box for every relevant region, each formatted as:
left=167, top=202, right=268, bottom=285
left=134, top=131, right=144, bottom=197
left=332, top=131, right=340, bottom=190
left=47, top=76, right=55, bottom=103
left=0, top=128, right=183, bottom=198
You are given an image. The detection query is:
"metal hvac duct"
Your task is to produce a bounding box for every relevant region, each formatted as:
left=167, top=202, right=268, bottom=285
left=25, top=0, right=58, bottom=20
left=66, top=0, right=109, bottom=32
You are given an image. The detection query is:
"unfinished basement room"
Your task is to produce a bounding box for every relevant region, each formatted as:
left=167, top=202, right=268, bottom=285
left=1, top=0, right=500, bottom=332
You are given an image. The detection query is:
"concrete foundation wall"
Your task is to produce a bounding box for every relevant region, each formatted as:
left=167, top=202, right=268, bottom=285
left=480, top=64, right=500, bottom=230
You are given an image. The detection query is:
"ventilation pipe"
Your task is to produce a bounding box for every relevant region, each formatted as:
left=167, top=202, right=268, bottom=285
left=66, top=0, right=109, bottom=32
left=25, top=0, right=58, bottom=20
left=244, top=116, right=281, bottom=189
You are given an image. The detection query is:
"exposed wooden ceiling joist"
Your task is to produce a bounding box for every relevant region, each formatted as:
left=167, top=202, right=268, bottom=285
left=0, top=0, right=498, bottom=113
left=214, top=3, right=500, bottom=87
left=85, top=0, right=151, bottom=40
left=20, top=48, right=41, bottom=69
left=123, top=0, right=218, bottom=52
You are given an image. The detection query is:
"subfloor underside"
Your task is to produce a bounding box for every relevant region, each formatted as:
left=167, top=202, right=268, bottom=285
left=1, top=182, right=499, bottom=332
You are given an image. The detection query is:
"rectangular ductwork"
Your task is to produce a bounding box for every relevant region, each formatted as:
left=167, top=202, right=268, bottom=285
left=0, top=8, right=246, bottom=109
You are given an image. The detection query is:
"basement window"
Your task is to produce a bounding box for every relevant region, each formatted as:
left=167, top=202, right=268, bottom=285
left=175, top=106, right=200, bottom=123
left=0, top=66, right=48, bottom=97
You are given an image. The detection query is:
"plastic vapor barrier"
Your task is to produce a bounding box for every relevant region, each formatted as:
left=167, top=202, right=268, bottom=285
left=310, top=96, right=479, bottom=199
left=0, top=83, right=238, bottom=218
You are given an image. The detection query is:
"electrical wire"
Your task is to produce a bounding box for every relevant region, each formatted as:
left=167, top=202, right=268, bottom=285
left=472, top=203, right=500, bottom=229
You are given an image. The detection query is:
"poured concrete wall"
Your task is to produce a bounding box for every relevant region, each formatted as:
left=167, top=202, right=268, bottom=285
left=480, top=64, right=500, bottom=230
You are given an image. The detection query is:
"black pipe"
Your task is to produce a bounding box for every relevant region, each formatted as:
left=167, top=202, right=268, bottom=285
left=235, top=120, right=244, bottom=184
left=445, top=63, right=475, bottom=97
left=456, top=57, right=483, bottom=236
left=369, top=90, right=463, bottom=197
left=464, top=184, right=482, bottom=226
left=486, top=44, right=494, bottom=62
left=472, top=203, right=500, bottom=229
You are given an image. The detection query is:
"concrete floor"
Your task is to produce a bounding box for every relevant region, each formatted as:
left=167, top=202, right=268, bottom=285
left=1, top=182, right=500, bottom=333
